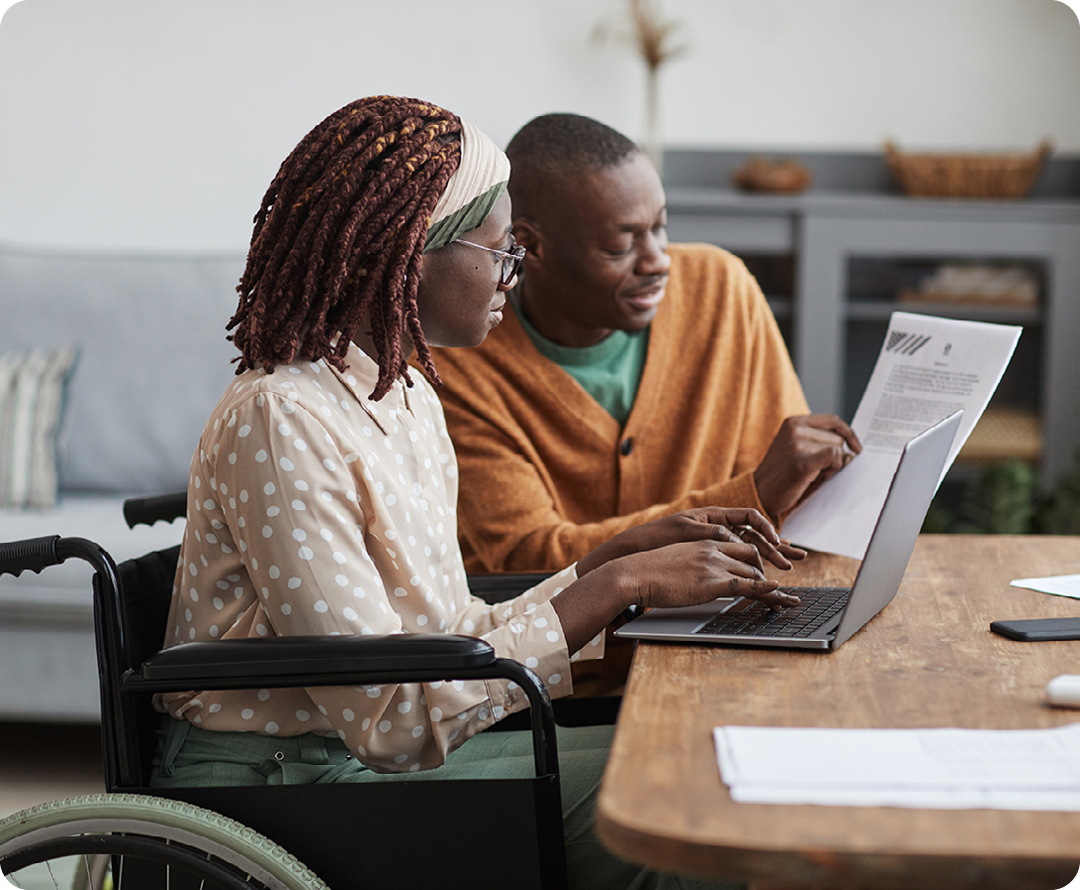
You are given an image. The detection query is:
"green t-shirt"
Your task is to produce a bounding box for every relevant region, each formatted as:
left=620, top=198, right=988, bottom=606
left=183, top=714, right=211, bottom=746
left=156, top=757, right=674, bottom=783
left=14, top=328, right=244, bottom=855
left=512, top=298, right=649, bottom=426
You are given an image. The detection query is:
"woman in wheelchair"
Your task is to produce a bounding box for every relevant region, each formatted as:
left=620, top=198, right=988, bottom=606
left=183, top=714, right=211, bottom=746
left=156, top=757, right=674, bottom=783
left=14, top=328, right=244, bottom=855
left=149, top=95, right=802, bottom=888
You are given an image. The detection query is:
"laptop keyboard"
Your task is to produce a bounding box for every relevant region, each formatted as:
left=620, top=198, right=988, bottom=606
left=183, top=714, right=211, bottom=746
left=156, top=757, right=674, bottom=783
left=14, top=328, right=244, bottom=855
left=695, top=587, right=850, bottom=638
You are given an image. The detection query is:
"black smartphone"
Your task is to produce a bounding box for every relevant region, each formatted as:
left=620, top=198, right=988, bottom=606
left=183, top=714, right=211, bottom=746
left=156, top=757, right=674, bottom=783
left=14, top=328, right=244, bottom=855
left=990, top=617, right=1080, bottom=641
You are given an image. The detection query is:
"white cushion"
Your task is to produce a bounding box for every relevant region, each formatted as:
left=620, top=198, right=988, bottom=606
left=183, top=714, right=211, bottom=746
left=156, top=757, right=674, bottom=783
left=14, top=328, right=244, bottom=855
left=0, top=346, right=77, bottom=508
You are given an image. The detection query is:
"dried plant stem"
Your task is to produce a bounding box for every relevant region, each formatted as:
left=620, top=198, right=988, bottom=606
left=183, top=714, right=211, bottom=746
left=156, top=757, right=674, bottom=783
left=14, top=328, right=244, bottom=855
left=594, top=0, right=688, bottom=177
left=645, top=66, right=662, bottom=174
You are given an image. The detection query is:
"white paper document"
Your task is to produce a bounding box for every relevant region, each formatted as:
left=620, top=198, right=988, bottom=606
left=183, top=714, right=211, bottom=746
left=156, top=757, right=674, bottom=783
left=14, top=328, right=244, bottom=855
left=782, top=312, right=1021, bottom=558
left=1011, top=574, right=1080, bottom=600
left=713, top=722, right=1080, bottom=810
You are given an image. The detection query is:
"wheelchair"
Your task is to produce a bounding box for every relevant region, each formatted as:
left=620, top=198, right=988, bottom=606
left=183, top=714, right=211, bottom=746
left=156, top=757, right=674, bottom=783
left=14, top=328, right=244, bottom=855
left=0, top=492, right=614, bottom=890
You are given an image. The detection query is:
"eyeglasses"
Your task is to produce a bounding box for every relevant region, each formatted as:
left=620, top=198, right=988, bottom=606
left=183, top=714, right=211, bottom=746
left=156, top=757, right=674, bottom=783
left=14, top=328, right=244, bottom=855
left=454, top=239, right=526, bottom=287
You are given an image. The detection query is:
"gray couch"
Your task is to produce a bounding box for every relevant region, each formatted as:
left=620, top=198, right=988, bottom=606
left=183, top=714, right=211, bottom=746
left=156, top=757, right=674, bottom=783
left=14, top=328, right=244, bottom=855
left=0, top=243, right=246, bottom=721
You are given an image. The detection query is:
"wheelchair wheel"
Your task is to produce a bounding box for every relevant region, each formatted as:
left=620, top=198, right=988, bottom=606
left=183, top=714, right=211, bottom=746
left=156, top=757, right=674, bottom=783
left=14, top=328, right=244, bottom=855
left=0, top=793, right=329, bottom=890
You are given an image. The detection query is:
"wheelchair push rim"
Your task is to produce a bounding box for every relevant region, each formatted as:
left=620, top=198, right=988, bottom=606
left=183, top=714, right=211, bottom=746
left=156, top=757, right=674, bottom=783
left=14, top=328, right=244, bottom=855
left=0, top=793, right=329, bottom=890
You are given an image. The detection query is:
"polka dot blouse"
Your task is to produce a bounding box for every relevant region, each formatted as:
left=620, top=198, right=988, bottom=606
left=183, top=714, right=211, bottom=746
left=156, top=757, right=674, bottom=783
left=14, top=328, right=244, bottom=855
left=156, top=343, right=603, bottom=773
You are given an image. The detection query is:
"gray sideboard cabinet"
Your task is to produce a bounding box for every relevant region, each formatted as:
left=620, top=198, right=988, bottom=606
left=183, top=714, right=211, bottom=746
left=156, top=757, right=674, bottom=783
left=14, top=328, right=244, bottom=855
left=663, top=149, right=1080, bottom=489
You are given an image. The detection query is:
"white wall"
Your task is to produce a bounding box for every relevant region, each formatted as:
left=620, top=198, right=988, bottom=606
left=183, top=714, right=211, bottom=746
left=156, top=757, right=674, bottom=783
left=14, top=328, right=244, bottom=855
left=0, top=0, right=1076, bottom=252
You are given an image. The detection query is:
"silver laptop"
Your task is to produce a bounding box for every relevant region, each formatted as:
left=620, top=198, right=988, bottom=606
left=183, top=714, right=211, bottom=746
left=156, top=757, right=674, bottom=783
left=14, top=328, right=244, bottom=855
left=615, top=410, right=962, bottom=652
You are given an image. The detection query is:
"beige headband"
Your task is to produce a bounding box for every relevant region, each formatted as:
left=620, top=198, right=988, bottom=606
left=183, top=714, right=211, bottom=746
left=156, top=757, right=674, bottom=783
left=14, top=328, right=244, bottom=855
left=424, top=118, right=510, bottom=253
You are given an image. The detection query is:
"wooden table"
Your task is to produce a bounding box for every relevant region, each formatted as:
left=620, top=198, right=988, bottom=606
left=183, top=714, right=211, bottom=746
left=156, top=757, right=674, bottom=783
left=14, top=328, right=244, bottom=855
left=596, top=535, right=1080, bottom=890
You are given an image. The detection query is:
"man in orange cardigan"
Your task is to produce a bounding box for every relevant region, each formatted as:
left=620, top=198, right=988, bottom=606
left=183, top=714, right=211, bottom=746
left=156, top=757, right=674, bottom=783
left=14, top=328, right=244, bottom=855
left=432, top=113, right=860, bottom=575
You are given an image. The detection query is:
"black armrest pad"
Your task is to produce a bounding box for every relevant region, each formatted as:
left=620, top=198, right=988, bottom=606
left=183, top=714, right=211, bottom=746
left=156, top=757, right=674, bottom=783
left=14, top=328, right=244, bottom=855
left=141, top=633, right=495, bottom=683
left=468, top=572, right=553, bottom=604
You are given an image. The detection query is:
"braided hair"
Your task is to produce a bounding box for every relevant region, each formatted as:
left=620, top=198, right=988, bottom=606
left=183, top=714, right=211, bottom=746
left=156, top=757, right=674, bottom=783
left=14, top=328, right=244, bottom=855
left=228, top=96, right=463, bottom=400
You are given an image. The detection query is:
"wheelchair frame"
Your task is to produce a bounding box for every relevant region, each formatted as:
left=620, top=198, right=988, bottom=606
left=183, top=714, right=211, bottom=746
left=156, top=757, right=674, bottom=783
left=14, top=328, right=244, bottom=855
left=0, top=502, right=572, bottom=890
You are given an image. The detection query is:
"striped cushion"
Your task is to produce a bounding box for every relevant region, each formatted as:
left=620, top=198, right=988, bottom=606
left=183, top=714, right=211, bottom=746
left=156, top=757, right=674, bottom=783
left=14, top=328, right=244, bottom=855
left=0, top=346, right=78, bottom=508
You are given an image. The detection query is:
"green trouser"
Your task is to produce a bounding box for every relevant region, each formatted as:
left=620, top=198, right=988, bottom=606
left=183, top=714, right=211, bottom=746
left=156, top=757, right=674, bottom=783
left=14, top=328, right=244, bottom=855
left=151, top=717, right=740, bottom=890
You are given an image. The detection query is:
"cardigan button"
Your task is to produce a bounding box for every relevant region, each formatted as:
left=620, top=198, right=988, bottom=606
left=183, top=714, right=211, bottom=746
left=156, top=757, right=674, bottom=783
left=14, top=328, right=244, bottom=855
left=620, top=437, right=633, bottom=456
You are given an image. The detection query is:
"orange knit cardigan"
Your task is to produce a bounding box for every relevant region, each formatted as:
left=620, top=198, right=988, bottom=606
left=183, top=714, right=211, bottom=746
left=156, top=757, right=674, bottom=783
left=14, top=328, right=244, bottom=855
left=431, top=243, right=810, bottom=572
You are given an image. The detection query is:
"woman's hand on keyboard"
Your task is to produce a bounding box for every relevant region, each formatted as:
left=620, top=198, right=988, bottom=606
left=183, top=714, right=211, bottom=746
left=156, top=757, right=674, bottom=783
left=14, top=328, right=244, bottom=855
left=552, top=535, right=802, bottom=653
left=621, top=538, right=804, bottom=612
left=553, top=508, right=805, bottom=653
left=577, top=507, right=803, bottom=577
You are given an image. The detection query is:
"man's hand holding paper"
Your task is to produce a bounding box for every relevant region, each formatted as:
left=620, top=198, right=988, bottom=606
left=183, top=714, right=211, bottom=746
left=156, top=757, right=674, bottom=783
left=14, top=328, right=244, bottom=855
left=753, top=414, right=862, bottom=519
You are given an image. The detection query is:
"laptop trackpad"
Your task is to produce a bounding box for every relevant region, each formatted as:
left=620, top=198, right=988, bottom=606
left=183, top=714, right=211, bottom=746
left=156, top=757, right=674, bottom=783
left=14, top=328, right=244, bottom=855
left=623, top=598, right=738, bottom=632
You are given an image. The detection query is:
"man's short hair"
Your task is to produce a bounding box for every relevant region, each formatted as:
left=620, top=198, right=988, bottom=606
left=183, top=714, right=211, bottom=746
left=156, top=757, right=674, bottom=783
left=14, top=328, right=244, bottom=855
left=506, top=113, right=639, bottom=175
left=506, top=114, right=640, bottom=218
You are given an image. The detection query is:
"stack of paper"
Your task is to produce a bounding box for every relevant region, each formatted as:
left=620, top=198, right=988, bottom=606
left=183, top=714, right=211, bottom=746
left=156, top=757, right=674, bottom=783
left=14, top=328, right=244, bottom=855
left=782, top=312, right=1021, bottom=559
left=713, top=723, right=1080, bottom=810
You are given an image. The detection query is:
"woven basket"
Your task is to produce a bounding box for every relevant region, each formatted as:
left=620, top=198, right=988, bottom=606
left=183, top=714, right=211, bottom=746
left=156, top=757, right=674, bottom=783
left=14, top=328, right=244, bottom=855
left=884, top=141, right=1051, bottom=199
left=732, top=156, right=812, bottom=194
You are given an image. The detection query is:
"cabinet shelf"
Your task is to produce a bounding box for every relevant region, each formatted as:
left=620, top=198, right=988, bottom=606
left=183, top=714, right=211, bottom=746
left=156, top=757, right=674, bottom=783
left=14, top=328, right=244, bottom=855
left=664, top=148, right=1080, bottom=487
left=956, top=407, right=1042, bottom=465
left=845, top=301, right=1041, bottom=325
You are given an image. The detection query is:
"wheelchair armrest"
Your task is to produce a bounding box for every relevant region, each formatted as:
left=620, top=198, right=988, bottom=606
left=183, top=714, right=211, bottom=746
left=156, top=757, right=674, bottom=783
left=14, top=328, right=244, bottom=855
left=139, top=633, right=495, bottom=684
left=124, top=491, right=188, bottom=528
left=130, top=633, right=559, bottom=778
left=468, top=572, right=554, bottom=604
